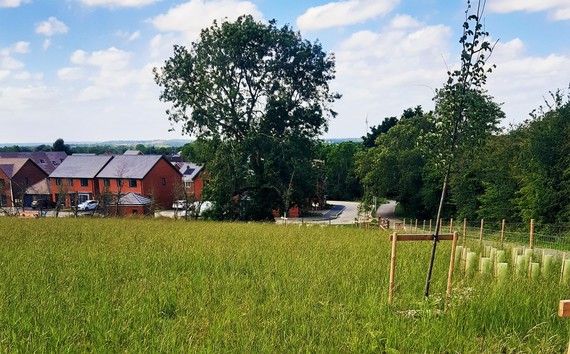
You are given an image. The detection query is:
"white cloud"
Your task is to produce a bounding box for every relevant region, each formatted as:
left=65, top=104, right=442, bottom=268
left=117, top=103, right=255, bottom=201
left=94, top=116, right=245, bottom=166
left=0, top=0, right=29, bottom=8
left=488, top=0, right=570, bottom=20
left=486, top=39, right=570, bottom=123
left=0, top=70, right=9, bottom=80
left=151, top=0, right=262, bottom=45
left=297, top=0, right=399, bottom=31
left=326, top=20, right=452, bottom=137
left=35, top=17, right=69, bottom=36
left=78, top=0, right=160, bottom=7
left=10, top=41, right=30, bottom=54
left=43, top=39, right=52, bottom=50
left=0, top=42, right=30, bottom=71
left=57, top=67, right=85, bottom=80
left=115, top=30, right=141, bottom=41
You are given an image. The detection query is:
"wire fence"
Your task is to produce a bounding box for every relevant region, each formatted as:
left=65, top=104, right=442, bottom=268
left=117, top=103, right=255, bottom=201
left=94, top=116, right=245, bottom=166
left=395, top=218, right=570, bottom=251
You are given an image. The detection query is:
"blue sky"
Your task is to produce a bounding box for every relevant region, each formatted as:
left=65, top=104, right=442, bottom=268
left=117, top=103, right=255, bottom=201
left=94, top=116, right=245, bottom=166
left=1, top=0, right=569, bottom=144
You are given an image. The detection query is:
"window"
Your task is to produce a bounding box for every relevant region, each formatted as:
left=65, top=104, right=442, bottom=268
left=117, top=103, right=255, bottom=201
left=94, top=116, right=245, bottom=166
left=161, top=177, right=166, bottom=186
left=0, top=195, right=7, bottom=207
left=116, top=179, right=122, bottom=187
left=129, top=179, right=137, bottom=188
left=68, top=178, right=73, bottom=186
left=24, top=177, right=29, bottom=186
left=39, top=159, right=46, bottom=163
left=0, top=179, right=4, bottom=187
left=80, top=179, right=88, bottom=187
left=55, top=178, right=62, bottom=186
left=104, top=179, right=110, bottom=187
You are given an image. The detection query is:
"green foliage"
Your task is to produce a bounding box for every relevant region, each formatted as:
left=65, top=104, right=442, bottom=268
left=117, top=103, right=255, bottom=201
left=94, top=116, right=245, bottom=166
left=52, top=138, right=70, bottom=154
left=317, top=141, right=363, bottom=201
left=154, top=16, right=339, bottom=220
left=356, top=107, right=434, bottom=217
left=0, top=217, right=567, bottom=352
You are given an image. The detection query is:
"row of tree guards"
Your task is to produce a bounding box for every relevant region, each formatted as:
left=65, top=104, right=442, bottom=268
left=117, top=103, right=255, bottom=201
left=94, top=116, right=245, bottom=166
left=379, top=218, right=538, bottom=249
left=388, top=226, right=570, bottom=306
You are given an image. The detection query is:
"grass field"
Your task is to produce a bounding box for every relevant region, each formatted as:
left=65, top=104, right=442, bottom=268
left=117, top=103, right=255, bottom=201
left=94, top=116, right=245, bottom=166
left=0, top=218, right=568, bottom=352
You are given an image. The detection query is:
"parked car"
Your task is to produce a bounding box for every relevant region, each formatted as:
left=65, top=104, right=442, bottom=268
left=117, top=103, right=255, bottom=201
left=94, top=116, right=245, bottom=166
left=77, top=200, right=99, bottom=211
left=172, top=200, right=187, bottom=210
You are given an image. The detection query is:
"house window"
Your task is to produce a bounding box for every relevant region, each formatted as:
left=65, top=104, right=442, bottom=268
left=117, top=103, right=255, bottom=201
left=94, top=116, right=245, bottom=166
left=129, top=179, right=137, bottom=188
left=104, top=179, right=110, bottom=187
left=24, top=177, right=29, bottom=186
left=80, top=179, right=88, bottom=187
left=0, top=179, right=4, bottom=187
left=55, top=178, right=62, bottom=186
left=68, top=178, right=73, bottom=186
left=39, top=159, right=46, bottom=163
left=116, top=179, right=122, bottom=187
left=161, top=178, right=166, bottom=186
left=0, top=195, right=7, bottom=207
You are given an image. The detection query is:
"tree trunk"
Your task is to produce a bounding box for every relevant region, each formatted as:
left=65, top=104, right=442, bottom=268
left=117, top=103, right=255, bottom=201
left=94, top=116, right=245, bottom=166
left=424, top=162, right=451, bottom=298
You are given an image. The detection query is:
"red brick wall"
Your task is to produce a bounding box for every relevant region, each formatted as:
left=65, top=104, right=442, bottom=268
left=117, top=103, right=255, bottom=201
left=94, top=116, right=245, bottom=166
left=51, top=178, right=97, bottom=206
left=0, top=168, right=12, bottom=207
left=12, top=160, right=47, bottom=198
left=141, top=158, right=181, bottom=208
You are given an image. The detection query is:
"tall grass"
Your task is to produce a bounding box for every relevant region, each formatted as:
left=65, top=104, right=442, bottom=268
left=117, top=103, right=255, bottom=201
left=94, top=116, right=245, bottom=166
left=0, top=218, right=568, bottom=352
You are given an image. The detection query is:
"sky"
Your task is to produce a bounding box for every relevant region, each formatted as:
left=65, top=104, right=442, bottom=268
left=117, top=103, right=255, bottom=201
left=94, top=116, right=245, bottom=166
left=1, top=0, right=569, bottom=144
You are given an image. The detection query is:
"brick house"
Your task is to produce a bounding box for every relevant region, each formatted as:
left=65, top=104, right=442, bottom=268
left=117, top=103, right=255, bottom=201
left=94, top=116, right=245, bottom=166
left=0, top=151, right=67, bottom=174
left=96, top=155, right=182, bottom=209
left=0, top=158, right=49, bottom=208
left=175, top=162, right=206, bottom=201
left=49, top=155, right=113, bottom=207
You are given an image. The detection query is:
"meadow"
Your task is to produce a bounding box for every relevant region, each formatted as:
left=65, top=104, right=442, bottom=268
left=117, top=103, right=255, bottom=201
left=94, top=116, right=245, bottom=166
left=0, top=217, right=568, bottom=352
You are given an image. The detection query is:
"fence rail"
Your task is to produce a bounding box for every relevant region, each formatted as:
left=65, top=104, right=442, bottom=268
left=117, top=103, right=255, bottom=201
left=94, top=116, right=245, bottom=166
left=395, top=218, right=570, bottom=251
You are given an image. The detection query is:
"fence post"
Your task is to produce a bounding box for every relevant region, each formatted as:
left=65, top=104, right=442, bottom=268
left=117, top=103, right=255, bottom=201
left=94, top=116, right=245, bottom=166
left=388, top=232, right=398, bottom=306
left=449, top=218, right=454, bottom=233
left=423, top=220, right=426, bottom=231
left=479, top=219, right=484, bottom=242
left=446, top=232, right=459, bottom=302
left=415, top=219, right=418, bottom=231
left=500, top=219, right=506, bottom=247
left=530, top=219, right=535, bottom=250
left=429, top=219, right=432, bottom=232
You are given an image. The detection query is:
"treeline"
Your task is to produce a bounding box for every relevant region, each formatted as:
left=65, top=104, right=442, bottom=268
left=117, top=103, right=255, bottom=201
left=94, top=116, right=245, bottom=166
left=0, top=139, right=175, bottom=156
left=356, top=88, right=570, bottom=224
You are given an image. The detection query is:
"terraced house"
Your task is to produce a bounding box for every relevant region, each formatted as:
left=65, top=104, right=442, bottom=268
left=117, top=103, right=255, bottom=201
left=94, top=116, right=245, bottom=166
left=49, top=155, right=113, bottom=207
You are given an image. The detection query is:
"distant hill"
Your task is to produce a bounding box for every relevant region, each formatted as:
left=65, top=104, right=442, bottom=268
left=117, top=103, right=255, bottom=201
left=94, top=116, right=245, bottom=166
left=2, top=138, right=361, bottom=148
left=0, top=139, right=192, bottom=148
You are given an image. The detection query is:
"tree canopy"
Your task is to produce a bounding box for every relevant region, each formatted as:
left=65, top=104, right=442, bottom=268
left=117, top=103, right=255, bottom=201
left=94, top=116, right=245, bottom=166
left=154, top=15, right=340, bottom=220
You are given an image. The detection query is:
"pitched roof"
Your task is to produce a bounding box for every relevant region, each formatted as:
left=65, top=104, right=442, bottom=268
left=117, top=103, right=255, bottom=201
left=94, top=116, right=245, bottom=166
left=115, top=192, right=152, bottom=206
left=176, top=162, right=203, bottom=181
left=49, top=155, right=113, bottom=178
left=0, top=152, right=67, bottom=174
left=97, top=155, right=169, bottom=179
left=123, top=150, right=143, bottom=155
left=0, top=158, right=30, bottom=179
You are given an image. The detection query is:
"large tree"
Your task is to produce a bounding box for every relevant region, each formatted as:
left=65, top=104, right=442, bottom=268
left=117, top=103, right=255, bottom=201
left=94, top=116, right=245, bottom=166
left=154, top=15, right=339, bottom=220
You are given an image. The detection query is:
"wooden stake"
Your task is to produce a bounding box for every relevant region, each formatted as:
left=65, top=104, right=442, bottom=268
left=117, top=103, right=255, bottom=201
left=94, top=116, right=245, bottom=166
left=429, top=219, right=432, bottom=232
left=530, top=219, right=535, bottom=250
left=561, top=253, right=566, bottom=284
left=449, top=218, right=454, bottom=233
left=423, top=220, right=426, bottom=231
left=388, top=232, right=397, bottom=306
left=415, top=219, right=418, bottom=231
left=446, top=232, right=459, bottom=303
left=479, top=219, right=484, bottom=242
left=500, top=219, right=506, bottom=248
